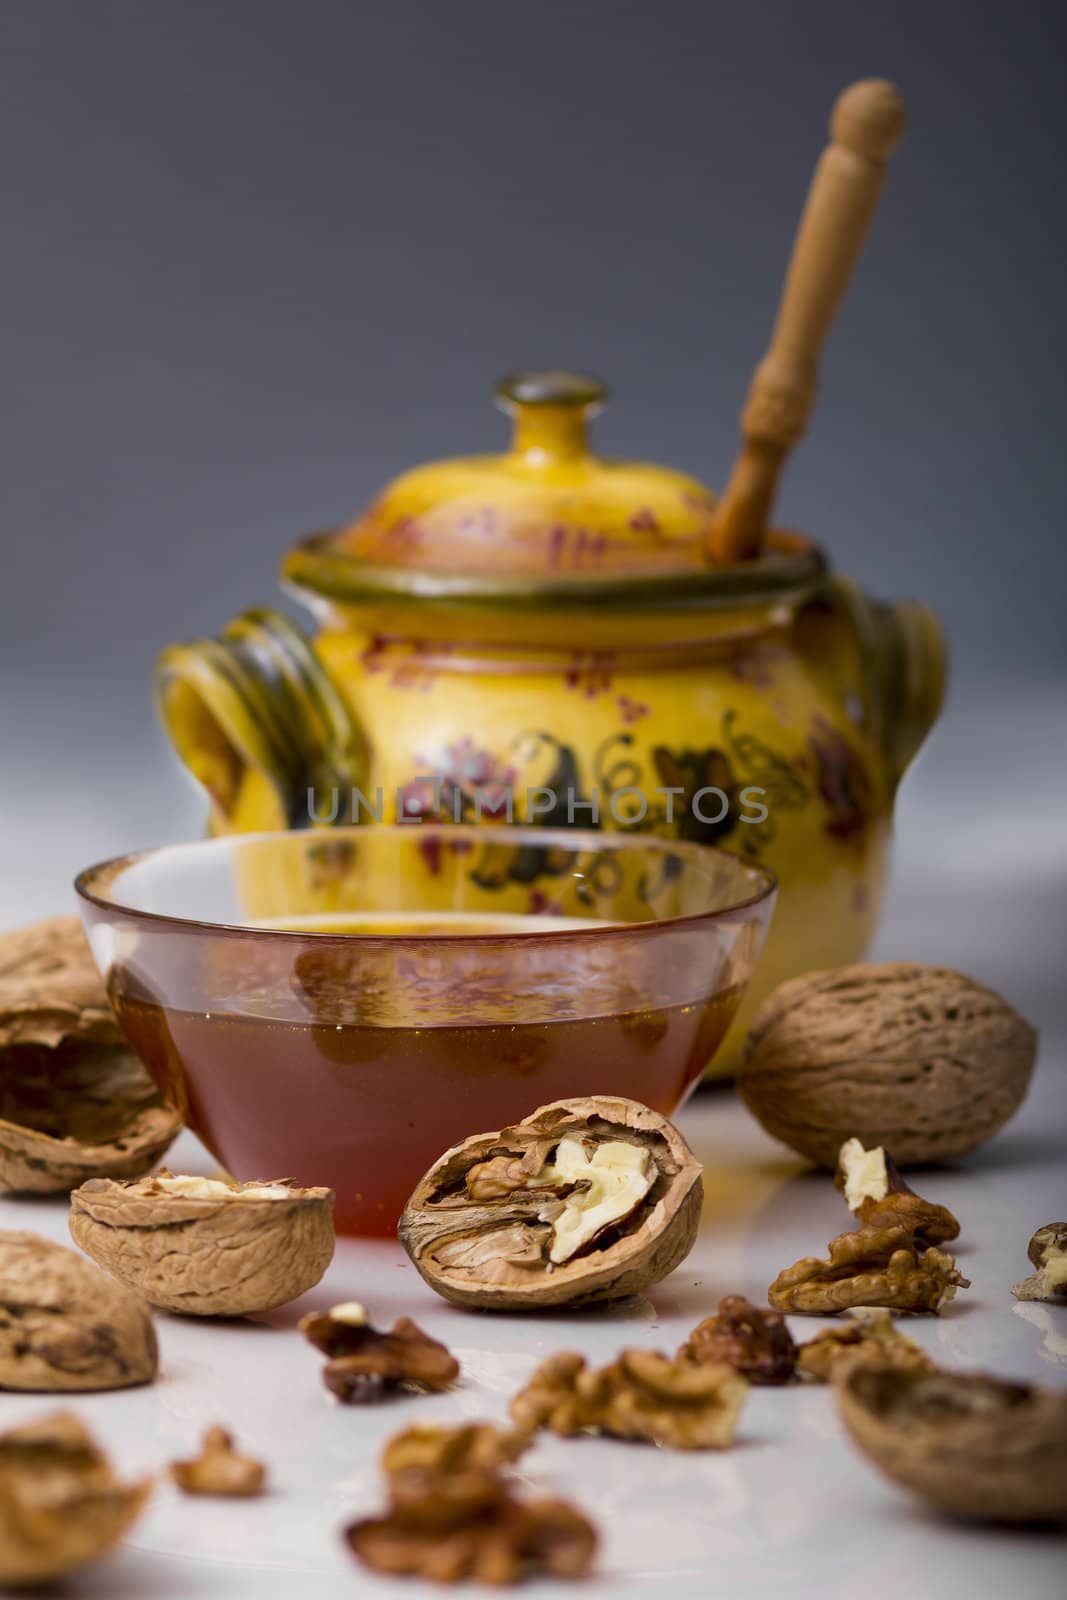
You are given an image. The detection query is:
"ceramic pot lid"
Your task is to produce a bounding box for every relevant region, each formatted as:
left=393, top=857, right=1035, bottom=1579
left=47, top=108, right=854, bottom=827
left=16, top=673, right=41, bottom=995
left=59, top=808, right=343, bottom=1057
left=283, top=372, right=825, bottom=612
left=335, top=371, right=721, bottom=578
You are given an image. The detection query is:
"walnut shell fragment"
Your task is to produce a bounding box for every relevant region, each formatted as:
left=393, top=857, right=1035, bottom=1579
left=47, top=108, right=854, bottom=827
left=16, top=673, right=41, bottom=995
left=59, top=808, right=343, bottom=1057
left=836, top=1138, right=960, bottom=1245
left=510, top=1348, right=747, bottom=1450
left=170, top=1426, right=266, bottom=1496
left=0, top=917, right=180, bottom=1194
left=678, top=1295, right=797, bottom=1385
left=300, top=1302, right=459, bottom=1402
left=0, top=1231, right=157, bottom=1391
left=69, top=1171, right=335, bottom=1316
left=1012, top=1222, right=1067, bottom=1303
left=797, top=1307, right=936, bottom=1382
left=0, top=1410, right=151, bottom=1588
left=767, top=1225, right=969, bottom=1315
left=740, top=963, right=1037, bottom=1167
left=837, top=1366, right=1067, bottom=1524
left=399, top=1097, right=703, bottom=1311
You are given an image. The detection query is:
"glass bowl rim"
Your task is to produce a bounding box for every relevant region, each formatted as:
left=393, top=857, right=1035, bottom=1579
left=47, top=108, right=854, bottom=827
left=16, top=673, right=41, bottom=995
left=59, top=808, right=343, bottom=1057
left=74, top=824, right=777, bottom=945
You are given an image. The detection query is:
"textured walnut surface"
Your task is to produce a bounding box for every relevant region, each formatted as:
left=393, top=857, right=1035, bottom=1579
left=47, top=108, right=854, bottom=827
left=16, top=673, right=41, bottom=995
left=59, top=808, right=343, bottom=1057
left=767, top=1225, right=969, bottom=1314
left=69, top=1171, right=335, bottom=1316
left=0, top=1231, right=157, bottom=1391
left=510, top=1348, right=748, bottom=1450
left=348, top=1417, right=596, bottom=1585
left=836, top=1138, right=961, bottom=1245
left=0, top=1410, right=151, bottom=1587
left=837, top=1367, right=1067, bottom=1524
left=740, top=963, right=1037, bottom=1166
left=300, top=1304, right=459, bottom=1402
left=797, top=1308, right=936, bottom=1382
left=0, top=917, right=180, bottom=1193
left=678, top=1295, right=797, bottom=1385
left=399, top=1096, right=703, bottom=1310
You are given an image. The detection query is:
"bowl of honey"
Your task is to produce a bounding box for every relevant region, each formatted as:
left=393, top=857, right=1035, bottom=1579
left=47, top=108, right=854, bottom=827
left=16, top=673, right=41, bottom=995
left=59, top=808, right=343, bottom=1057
left=76, top=825, right=775, bottom=1234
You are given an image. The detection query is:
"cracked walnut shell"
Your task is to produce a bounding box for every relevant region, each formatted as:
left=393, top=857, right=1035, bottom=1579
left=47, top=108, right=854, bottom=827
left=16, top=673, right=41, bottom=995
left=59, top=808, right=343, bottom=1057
left=767, top=1225, right=968, bottom=1315
left=740, top=963, right=1036, bottom=1167
left=678, top=1295, right=797, bottom=1385
left=69, top=1171, right=335, bottom=1316
left=0, top=1231, right=157, bottom=1391
left=399, top=1096, right=702, bottom=1311
left=300, top=1302, right=459, bottom=1402
left=170, top=1427, right=266, bottom=1496
left=510, top=1348, right=747, bottom=1450
left=0, top=1410, right=151, bottom=1588
left=0, top=917, right=180, bottom=1193
left=836, top=1138, right=960, bottom=1245
left=837, top=1366, right=1067, bottom=1524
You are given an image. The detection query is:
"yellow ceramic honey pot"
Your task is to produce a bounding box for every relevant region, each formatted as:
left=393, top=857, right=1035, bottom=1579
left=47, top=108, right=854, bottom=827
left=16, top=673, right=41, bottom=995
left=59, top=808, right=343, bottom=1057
left=155, top=80, right=944, bottom=1070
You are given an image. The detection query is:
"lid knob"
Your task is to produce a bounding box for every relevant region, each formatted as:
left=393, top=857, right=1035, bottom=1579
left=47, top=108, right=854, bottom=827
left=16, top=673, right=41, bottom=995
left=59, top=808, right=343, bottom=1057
left=494, top=370, right=609, bottom=463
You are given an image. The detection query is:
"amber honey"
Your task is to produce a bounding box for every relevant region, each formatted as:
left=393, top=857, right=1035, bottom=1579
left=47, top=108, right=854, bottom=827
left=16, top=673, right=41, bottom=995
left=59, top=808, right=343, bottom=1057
left=110, top=912, right=741, bottom=1235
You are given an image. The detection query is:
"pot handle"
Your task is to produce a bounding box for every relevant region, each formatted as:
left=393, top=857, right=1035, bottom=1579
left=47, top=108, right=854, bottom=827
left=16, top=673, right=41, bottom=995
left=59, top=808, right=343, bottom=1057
left=798, top=578, right=946, bottom=793
left=155, top=608, right=367, bottom=831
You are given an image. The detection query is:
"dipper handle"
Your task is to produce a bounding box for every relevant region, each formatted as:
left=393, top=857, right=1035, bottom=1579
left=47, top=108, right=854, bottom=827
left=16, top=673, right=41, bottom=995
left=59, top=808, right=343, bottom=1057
left=708, top=80, right=906, bottom=563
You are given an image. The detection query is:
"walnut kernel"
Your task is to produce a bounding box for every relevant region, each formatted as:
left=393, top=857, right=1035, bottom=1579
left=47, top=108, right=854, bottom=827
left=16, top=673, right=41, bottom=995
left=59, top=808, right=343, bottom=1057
left=510, top=1348, right=747, bottom=1450
left=300, top=1303, right=459, bottom=1402
left=170, top=1426, right=266, bottom=1496
left=1012, top=1222, right=1067, bottom=1303
left=797, top=1307, right=936, bottom=1382
left=836, top=1138, right=960, bottom=1244
left=767, top=1225, right=968, bottom=1315
left=678, top=1295, right=797, bottom=1385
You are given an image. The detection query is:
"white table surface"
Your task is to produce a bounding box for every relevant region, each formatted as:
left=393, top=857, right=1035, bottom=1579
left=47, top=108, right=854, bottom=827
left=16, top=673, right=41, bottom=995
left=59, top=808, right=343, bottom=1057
left=2, top=687, right=1065, bottom=1598
left=2, top=1077, right=1064, bottom=1600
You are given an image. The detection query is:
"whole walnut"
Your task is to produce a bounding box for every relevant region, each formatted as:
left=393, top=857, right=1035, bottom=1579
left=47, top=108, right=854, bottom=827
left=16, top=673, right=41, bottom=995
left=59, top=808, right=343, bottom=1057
left=0, top=1232, right=157, bottom=1391
left=740, top=964, right=1036, bottom=1166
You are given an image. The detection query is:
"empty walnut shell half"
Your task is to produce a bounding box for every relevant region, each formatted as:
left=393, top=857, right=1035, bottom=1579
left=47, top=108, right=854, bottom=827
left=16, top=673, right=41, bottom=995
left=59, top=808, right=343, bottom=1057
left=837, top=1366, right=1067, bottom=1525
left=740, top=963, right=1036, bottom=1167
left=69, top=1171, right=335, bottom=1316
left=0, top=917, right=181, bottom=1193
left=0, top=1231, right=157, bottom=1391
left=0, top=1410, right=151, bottom=1588
left=399, top=1096, right=703, bottom=1311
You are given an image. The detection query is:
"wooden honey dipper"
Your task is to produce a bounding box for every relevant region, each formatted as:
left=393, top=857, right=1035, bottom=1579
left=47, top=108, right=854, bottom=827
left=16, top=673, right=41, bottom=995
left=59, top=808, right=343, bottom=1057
left=708, top=80, right=906, bottom=564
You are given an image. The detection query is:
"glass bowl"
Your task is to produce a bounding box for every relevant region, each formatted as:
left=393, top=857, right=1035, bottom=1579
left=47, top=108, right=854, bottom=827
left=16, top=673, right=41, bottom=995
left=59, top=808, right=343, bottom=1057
left=76, top=825, right=775, bottom=1235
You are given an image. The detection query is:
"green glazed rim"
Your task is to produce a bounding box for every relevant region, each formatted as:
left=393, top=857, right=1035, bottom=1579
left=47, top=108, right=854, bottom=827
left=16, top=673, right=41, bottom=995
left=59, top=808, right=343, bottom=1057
left=281, top=529, right=829, bottom=615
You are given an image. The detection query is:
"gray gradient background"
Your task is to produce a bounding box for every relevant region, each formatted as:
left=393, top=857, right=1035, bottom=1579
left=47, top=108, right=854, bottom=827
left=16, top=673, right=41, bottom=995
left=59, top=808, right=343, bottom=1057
left=2, top=2, right=1065, bottom=1065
